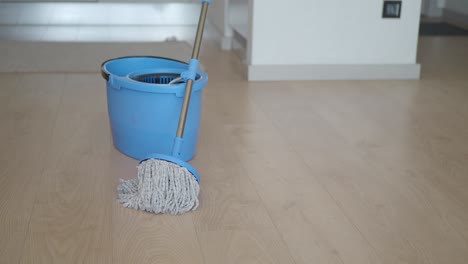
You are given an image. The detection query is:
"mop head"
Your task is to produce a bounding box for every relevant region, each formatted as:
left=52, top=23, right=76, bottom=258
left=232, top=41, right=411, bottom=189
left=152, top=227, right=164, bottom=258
left=117, top=158, right=200, bottom=215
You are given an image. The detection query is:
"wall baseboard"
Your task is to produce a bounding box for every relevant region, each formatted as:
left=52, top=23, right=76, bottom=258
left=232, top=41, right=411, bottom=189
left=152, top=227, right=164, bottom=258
left=443, top=9, right=468, bottom=29
left=247, top=64, right=421, bottom=81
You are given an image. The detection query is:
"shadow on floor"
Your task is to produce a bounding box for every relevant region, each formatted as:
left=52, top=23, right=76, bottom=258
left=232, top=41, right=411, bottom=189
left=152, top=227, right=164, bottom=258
left=419, top=22, right=468, bottom=36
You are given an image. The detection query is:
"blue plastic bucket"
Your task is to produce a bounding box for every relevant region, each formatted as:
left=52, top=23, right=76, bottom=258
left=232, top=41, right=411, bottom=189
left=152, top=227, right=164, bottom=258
left=101, top=56, right=208, bottom=161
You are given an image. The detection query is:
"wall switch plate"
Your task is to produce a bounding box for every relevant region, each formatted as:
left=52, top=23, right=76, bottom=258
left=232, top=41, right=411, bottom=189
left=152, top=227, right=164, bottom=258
left=383, top=1, right=402, bottom=18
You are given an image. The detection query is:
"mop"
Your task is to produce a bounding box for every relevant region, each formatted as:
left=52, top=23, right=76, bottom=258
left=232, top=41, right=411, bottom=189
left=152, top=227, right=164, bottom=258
left=116, top=0, right=210, bottom=215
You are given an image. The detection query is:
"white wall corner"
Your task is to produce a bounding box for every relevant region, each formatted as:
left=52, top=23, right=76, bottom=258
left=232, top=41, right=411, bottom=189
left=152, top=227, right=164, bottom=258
left=422, top=0, right=444, bottom=17
left=247, top=64, right=421, bottom=81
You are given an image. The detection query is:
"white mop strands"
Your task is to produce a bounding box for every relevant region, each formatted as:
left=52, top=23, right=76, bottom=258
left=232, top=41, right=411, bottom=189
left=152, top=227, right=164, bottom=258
left=117, top=159, right=200, bottom=215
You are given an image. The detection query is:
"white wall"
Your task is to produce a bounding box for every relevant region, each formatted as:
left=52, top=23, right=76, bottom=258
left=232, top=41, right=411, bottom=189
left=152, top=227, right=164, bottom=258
left=250, top=0, right=422, bottom=65
left=208, top=0, right=238, bottom=50
left=208, top=0, right=231, bottom=38
left=208, top=0, right=226, bottom=35
left=445, top=0, right=468, bottom=15
left=421, top=0, right=445, bottom=17
left=229, top=0, right=248, bottom=26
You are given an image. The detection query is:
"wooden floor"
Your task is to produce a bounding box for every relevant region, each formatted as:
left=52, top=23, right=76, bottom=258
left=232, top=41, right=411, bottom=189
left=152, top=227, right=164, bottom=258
left=1, top=37, right=468, bottom=264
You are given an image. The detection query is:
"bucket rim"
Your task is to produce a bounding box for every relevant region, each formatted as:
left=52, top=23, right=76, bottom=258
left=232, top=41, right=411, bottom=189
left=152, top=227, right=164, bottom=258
left=101, top=56, right=189, bottom=81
